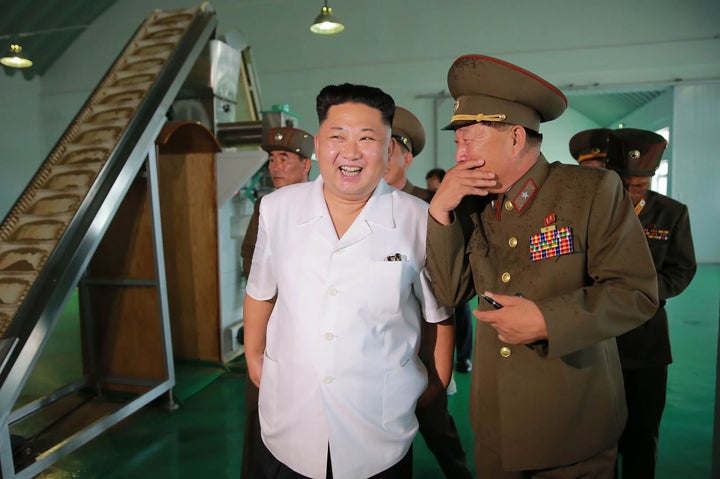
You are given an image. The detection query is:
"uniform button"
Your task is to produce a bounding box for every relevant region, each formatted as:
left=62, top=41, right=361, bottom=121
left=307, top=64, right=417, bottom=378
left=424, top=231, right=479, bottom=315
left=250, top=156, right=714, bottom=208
left=323, top=376, right=333, bottom=384
left=324, top=332, right=335, bottom=341
left=328, top=287, right=338, bottom=296
left=500, top=346, right=511, bottom=358
left=504, top=200, right=514, bottom=211
left=501, top=272, right=511, bottom=283
left=508, top=237, right=518, bottom=248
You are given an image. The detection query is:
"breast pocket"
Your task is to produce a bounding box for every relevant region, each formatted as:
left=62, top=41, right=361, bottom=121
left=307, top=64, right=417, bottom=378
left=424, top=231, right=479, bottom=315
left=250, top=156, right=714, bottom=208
left=366, top=260, right=406, bottom=315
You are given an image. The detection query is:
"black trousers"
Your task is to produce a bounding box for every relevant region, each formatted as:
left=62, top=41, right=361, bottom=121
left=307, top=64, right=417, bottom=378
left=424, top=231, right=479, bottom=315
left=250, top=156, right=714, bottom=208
left=241, top=379, right=261, bottom=478
left=455, top=302, right=473, bottom=363
left=617, top=365, right=668, bottom=479
left=253, top=439, right=413, bottom=479
left=416, top=391, right=472, bottom=479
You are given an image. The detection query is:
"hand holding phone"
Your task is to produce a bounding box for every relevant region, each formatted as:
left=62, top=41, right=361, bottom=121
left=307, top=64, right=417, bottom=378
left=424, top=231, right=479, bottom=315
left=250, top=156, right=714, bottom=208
left=481, top=293, right=503, bottom=310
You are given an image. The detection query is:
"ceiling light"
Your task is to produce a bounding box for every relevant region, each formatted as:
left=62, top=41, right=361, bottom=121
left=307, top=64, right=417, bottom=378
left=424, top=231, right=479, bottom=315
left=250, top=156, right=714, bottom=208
left=0, top=44, right=33, bottom=68
left=310, top=1, right=344, bottom=35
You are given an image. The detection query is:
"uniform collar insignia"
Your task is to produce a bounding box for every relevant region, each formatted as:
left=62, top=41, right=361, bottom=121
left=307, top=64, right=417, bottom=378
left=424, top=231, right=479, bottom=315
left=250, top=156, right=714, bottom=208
left=512, top=178, right=537, bottom=214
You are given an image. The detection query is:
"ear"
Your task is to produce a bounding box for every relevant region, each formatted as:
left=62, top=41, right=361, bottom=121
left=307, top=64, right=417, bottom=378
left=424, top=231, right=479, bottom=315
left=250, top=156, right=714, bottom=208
left=302, top=158, right=312, bottom=176
left=387, top=135, right=396, bottom=161
left=403, top=150, right=414, bottom=170
left=510, top=125, right=526, bottom=154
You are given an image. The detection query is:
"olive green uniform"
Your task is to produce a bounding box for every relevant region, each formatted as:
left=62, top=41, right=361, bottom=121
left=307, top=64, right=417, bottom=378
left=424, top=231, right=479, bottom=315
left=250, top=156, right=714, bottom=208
left=426, top=156, right=659, bottom=471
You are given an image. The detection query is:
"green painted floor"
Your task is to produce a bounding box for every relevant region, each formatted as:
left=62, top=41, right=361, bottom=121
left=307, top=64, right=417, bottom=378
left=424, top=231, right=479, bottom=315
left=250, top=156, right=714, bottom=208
left=11, top=265, right=719, bottom=478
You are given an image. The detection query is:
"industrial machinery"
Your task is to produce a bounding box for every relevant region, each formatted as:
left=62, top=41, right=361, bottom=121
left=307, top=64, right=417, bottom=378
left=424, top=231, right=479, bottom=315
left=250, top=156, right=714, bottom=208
left=0, top=3, right=279, bottom=477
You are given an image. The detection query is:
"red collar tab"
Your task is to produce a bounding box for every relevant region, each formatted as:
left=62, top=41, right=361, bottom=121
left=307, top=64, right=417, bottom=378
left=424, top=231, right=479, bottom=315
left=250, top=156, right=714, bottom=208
left=512, top=178, right=538, bottom=214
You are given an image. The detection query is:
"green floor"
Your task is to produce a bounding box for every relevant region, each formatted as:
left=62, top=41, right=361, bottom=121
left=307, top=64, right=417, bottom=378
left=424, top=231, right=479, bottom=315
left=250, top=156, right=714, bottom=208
left=10, top=265, right=719, bottom=478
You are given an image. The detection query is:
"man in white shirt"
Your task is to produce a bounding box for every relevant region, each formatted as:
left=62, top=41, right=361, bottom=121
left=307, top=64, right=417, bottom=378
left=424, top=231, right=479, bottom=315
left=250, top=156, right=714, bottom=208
left=244, top=83, right=454, bottom=479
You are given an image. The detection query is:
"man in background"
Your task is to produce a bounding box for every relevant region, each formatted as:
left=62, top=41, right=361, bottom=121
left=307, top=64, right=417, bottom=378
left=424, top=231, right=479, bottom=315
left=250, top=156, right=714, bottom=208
left=607, top=128, right=697, bottom=479
left=425, top=168, right=445, bottom=192
left=387, top=106, right=473, bottom=479
left=239, top=126, right=314, bottom=478
left=569, top=128, right=612, bottom=168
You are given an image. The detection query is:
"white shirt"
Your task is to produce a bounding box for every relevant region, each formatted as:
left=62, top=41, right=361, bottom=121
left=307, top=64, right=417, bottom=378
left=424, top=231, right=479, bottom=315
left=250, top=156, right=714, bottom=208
left=246, top=177, right=451, bottom=479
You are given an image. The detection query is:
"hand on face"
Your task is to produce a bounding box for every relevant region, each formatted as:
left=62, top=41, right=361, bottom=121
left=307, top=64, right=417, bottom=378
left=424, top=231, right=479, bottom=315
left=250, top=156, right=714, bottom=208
left=428, top=159, right=497, bottom=225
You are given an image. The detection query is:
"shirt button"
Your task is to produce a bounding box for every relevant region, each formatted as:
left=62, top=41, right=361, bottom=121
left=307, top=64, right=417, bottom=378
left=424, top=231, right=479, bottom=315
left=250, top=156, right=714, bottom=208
left=504, top=200, right=514, bottom=211
left=501, top=272, right=511, bottom=283
left=328, top=287, right=338, bottom=296
left=324, top=332, right=335, bottom=341
left=508, top=237, right=518, bottom=248
left=500, top=346, right=511, bottom=358
left=323, top=376, right=333, bottom=384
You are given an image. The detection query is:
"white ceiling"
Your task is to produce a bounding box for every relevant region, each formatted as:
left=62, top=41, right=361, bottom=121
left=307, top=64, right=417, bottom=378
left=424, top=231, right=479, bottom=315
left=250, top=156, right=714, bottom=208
left=4, top=0, right=719, bottom=128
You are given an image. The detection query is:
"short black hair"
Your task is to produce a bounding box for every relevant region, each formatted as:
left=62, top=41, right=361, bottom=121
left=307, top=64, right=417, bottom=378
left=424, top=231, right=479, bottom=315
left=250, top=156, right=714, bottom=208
left=425, top=168, right=446, bottom=181
left=316, top=83, right=395, bottom=128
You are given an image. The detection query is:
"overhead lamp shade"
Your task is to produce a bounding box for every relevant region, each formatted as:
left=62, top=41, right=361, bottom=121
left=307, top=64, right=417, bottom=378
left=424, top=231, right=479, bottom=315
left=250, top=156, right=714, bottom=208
left=310, top=3, right=344, bottom=35
left=0, top=44, right=33, bottom=68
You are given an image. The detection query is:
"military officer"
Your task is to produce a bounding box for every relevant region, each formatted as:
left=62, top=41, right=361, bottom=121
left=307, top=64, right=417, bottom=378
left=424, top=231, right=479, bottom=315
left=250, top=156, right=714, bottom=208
left=569, top=128, right=612, bottom=168
left=385, top=106, right=433, bottom=200
left=426, top=54, right=659, bottom=477
left=387, top=106, right=473, bottom=479
left=607, top=128, right=697, bottom=479
left=239, top=126, right=314, bottom=478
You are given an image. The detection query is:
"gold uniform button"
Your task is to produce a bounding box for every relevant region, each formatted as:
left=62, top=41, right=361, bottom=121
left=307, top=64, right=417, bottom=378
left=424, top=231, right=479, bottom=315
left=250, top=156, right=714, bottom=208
left=508, top=237, right=518, bottom=248
left=501, top=272, right=511, bottom=283
left=500, top=346, right=511, bottom=358
left=504, top=200, right=514, bottom=211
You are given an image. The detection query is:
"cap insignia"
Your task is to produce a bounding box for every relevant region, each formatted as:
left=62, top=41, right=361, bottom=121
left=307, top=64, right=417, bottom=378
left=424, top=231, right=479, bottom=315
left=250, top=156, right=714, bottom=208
left=453, top=100, right=460, bottom=113
left=628, top=149, right=641, bottom=160
left=274, top=132, right=284, bottom=142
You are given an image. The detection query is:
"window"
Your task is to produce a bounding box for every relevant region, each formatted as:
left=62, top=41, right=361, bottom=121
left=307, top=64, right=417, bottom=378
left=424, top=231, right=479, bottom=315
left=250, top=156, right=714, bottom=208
left=652, top=127, right=670, bottom=195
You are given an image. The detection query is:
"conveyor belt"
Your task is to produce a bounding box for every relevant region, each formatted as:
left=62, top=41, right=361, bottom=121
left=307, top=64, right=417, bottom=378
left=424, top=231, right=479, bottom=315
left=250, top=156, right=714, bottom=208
left=0, top=0, right=216, bottom=436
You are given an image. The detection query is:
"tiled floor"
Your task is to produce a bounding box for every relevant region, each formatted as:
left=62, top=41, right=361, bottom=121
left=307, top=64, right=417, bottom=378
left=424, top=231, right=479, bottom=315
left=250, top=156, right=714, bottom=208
left=10, top=265, right=719, bottom=478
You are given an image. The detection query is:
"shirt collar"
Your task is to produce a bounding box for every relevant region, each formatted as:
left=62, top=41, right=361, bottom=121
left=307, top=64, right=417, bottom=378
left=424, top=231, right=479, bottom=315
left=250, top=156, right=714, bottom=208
left=299, top=176, right=396, bottom=229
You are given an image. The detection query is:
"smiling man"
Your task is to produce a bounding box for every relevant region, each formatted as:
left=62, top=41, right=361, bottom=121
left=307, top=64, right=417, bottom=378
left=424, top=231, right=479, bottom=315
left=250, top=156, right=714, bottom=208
left=243, top=83, right=454, bottom=479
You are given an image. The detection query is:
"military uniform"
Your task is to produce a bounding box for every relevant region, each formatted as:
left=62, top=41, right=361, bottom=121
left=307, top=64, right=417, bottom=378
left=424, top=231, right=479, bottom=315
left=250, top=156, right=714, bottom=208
left=607, top=128, right=697, bottom=479
left=401, top=181, right=433, bottom=202
left=569, top=128, right=611, bottom=167
left=426, top=54, right=659, bottom=474
left=393, top=108, right=473, bottom=479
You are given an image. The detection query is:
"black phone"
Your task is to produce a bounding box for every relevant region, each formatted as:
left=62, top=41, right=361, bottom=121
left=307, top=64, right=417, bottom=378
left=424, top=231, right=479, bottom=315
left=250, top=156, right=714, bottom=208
left=480, top=293, right=503, bottom=310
